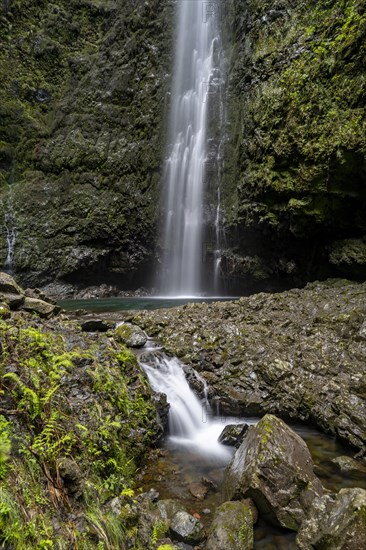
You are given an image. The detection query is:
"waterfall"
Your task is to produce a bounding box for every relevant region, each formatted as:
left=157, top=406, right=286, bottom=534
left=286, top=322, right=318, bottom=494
left=141, top=352, right=236, bottom=459
left=159, top=1, right=221, bottom=296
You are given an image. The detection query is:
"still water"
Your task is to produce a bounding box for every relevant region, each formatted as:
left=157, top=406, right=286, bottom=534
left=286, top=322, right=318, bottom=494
left=59, top=296, right=239, bottom=312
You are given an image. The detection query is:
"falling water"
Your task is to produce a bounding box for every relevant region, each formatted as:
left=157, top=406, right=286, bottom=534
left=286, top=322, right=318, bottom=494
left=159, top=1, right=220, bottom=296
left=141, top=352, right=238, bottom=460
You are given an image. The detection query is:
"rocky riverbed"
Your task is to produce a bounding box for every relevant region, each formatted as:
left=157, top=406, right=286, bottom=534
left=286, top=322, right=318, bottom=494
left=123, top=279, right=366, bottom=455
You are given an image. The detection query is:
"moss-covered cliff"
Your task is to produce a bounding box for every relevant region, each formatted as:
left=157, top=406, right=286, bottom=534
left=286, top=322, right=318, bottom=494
left=0, top=0, right=365, bottom=293
left=221, top=0, right=366, bottom=290
left=0, top=0, right=173, bottom=289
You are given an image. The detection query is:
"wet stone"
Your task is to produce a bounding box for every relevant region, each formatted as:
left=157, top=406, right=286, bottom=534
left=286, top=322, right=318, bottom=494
left=189, top=482, right=208, bottom=501
left=169, top=511, right=205, bottom=544
left=218, top=423, right=250, bottom=447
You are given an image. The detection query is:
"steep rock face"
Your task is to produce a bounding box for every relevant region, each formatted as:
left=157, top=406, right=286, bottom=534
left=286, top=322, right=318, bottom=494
left=1, top=0, right=365, bottom=292
left=221, top=0, right=366, bottom=291
left=0, top=0, right=173, bottom=288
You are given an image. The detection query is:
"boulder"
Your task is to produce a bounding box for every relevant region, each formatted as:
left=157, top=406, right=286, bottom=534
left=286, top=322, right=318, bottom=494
left=296, top=488, right=366, bottom=549
left=21, top=297, right=59, bottom=318
left=0, top=272, right=24, bottom=295
left=24, top=287, right=57, bottom=304
left=0, top=292, right=24, bottom=309
left=218, top=423, right=250, bottom=447
left=205, top=501, right=253, bottom=550
left=169, top=511, right=205, bottom=544
left=80, top=319, right=115, bottom=332
left=223, top=414, right=324, bottom=531
left=157, top=499, right=186, bottom=522
left=115, top=322, right=147, bottom=348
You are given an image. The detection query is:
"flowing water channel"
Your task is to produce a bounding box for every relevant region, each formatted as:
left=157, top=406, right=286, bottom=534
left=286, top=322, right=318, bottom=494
left=138, top=349, right=366, bottom=549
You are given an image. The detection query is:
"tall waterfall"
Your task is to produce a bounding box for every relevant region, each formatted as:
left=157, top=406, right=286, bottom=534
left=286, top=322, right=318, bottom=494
left=159, top=1, right=220, bottom=296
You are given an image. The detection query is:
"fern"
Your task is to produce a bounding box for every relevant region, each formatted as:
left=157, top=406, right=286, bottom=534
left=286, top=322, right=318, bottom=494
left=31, top=412, right=75, bottom=463
left=3, top=372, right=41, bottom=419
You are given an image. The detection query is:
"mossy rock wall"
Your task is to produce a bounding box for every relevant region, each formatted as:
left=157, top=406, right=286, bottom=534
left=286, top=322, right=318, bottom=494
left=0, top=0, right=174, bottom=288
left=0, top=0, right=365, bottom=291
left=221, top=0, right=366, bottom=290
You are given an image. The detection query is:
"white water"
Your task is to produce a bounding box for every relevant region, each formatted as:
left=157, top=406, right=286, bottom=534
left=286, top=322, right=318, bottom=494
left=160, top=1, right=220, bottom=296
left=141, top=353, right=241, bottom=460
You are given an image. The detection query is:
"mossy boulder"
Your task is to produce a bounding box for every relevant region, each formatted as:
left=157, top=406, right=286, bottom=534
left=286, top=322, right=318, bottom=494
left=218, top=423, right=250, bottom=447
left=205, top=501, right=254, bottom=550
left=115, top=322, right=147, bottom=348
left=21, top=296, right=58, bottom=318
left=223, top=415, right=324, bottom=531
left=329, top=238, right=366, bottom=278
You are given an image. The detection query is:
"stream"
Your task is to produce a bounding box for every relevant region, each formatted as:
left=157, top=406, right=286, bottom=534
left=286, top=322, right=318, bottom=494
left=138, top=348, right=366, bottom=549
left=61, top=300, right=366, bottom=548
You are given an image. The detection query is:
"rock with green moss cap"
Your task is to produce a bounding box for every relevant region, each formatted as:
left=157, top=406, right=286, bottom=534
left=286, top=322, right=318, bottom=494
left=296, top=488, right=366, bottom=549
left=21, top=296, right=59, bottom=318
left=223, top=414, right=324, bottom=531
left=115, top=322, right=147, bottom=348
left=205, top=501, right=253, bottom=550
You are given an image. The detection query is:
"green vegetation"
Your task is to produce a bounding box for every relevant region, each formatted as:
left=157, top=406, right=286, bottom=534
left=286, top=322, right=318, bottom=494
left=221, top=0, right=366, bottom=285
left=0, top=313, right=159, bottom=548
left=227, top=0, right=366, bottom=225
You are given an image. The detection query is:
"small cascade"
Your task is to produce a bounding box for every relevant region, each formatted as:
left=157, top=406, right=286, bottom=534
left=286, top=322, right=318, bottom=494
left=140, top=352, right=236, bottom=460
left=3, top=202, right=16, bottom=273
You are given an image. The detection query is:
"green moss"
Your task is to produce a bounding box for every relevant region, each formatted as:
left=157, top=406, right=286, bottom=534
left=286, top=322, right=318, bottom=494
left=0, top=314, right=158, bottom=548
left=224, top=0, right=366, bottom=244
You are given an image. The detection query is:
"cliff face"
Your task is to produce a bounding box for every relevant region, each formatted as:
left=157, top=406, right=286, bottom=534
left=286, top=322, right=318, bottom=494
left=0, top=0, right=365, bottom=293
left=0, top=0, right=173, bottom=289
left=221, top=0, right=366, bottom=291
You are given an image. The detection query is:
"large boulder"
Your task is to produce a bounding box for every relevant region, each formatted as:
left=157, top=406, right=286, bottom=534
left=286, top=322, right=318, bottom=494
left=205, top=501, right=253, bottom=550
left=21, top=297, right=60, bottom=318
left=115, top=322, right=147, bottom=348
left=223, top=414, right=324, bottom=531
left=296, top=488, right=366, bottom=549
left=0, top=272, right=24, bottom=295
left=0, top=272, right=25, bottom=309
